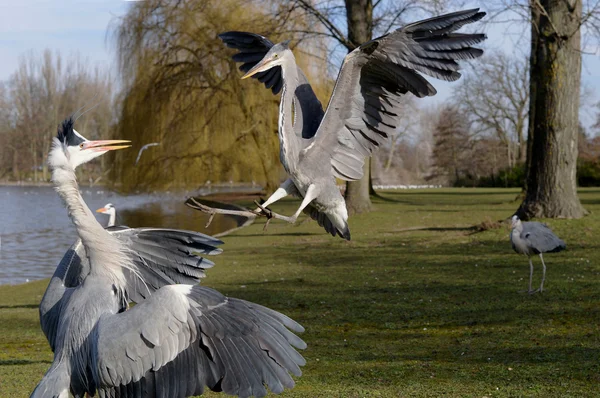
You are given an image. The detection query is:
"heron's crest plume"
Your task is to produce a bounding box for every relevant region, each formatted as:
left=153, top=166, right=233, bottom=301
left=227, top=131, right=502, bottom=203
left=56, top=117, right=85, bottom=147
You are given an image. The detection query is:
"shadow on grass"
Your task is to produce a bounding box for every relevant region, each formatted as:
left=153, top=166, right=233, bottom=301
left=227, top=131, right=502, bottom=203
left=237, top=232, right=322, bottom=238
left=0, top=359, right=51, bottom=366
left=391, top=226, right=481, bottom=234
left=0, top=304, right=39, bottom=309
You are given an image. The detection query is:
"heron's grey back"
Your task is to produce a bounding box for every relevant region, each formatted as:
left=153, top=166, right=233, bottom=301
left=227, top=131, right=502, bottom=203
left=39, top=227, right=223, bottom=351
left=521, top=222, right=566, bottom=254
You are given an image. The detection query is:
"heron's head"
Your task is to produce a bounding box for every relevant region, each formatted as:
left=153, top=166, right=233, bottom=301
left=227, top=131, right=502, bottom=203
left=96, top=203, right=115, bottom=215
left=49, top=117, right=131, bottom=170
left=241, top=41, right=291, bottom=79
left=511, top=215, right=521, bottom=229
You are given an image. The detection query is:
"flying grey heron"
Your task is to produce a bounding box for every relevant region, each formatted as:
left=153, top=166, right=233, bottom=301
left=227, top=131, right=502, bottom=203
left=196, top=9, right=487, bottom=240
left=96, top=203, right=116, bottom=227
left=135, top=142, right=160, bottom=165
left=33, top=117, right=306, bottom=398
left=510, top=215, right=566, bottom=294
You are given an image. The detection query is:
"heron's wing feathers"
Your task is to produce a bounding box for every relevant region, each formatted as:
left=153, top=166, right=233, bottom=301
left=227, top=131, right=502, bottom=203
left=39, top=240, right=90, bottom=350
left=94, top=285, right=306, bottom=398
left=308, top=8, right=486, bottom=180
left=302, top=205, right=349, bottom=240
left=219, top=31, right=325, bottom=139
left=107, top=227, right=223, bottom=302
left=40, top=228, right=222, bottom=350
left=521, top=222, right=566, bottom=254
left=219, top=31, right=283, bottom=94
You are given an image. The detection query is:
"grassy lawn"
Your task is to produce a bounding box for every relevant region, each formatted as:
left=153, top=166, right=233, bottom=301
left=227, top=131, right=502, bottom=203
left=1, top=188, right=599, bottom=397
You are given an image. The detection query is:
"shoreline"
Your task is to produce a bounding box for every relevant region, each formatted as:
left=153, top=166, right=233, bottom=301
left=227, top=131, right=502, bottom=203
left=0, top=193, right=258, bottom=287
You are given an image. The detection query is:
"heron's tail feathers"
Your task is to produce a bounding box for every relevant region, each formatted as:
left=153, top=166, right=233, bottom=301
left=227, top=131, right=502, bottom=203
left=302, top=204, right=351, bottom=240
left=548, top=239, right=566, bottom=253
left=30, top=361, right=70, bottom=398
left=338, top=222, right=351, bottom=241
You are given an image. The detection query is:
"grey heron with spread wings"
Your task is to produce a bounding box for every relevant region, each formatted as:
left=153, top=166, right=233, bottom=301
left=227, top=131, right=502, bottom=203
left=190, top=9, right=487, bottom=240
left=32, top=117, right=306, bottom=398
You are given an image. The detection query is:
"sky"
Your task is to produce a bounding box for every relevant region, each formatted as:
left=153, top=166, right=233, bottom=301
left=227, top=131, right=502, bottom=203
left=1, top=0, right=599, bottom=132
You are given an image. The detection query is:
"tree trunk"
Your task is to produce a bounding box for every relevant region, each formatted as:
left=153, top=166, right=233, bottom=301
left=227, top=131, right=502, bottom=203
left=517, top=0, right=585, bottom=219
left=345, top=161, right=372, bottom=213
left=344, top=0, right=373, bottom=214
left=517, top=125, right=527, bottom=164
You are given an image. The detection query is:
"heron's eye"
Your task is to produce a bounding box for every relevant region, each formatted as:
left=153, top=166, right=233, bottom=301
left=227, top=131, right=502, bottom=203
left=79, top=143, right=84, bottom=149
left=274, top=54, right=278, bottom=58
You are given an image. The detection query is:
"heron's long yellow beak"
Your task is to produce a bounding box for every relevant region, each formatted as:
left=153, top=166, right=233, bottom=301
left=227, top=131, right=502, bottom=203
left=96, top=207, right=108, bottom=214
left=241, top=58, right=274, bottom=79
left=83, top=140, right=131, bottom=152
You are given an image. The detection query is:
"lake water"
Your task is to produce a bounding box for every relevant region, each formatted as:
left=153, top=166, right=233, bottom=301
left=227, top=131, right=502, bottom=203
left=0, top=185, right=247, bottom=285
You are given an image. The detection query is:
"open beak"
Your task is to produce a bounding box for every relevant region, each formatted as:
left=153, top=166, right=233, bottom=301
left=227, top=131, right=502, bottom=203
left=83, top=140, right=131, bottom=152
left=241, top=58, right=274, bottom=79
left=96, top=207, right=107, bottom=214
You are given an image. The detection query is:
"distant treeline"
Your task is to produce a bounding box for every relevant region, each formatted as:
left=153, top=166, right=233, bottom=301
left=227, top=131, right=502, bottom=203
left=2, top=0, right=600, bottom=190
left=435, top=130, right=600, bottom=188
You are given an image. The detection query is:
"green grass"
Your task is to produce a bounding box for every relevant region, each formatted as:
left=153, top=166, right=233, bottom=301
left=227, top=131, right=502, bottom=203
left=1, top=188, right=599, bottom=397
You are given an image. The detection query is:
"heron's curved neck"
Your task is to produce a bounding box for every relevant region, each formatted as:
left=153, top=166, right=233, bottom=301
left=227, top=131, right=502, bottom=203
left=108, top=209, right=116, bottom=227
left=280, top=53, right=300, bottom=173
left=52, top=166, right=128, bottom=287
left=513, top=221, right=523, bottom=233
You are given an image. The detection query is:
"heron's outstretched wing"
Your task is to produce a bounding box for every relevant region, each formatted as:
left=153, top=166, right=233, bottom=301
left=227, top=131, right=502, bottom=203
left=93, top=285, right=306, bottom=398
left=39, top=240, right=89, bottom=351
left=307, top=8, right=486, bottom=180
left=521, top=222, right=566, bottom=254
left=39, top=228, right=223, bottom=351
left=219, top=31, right=283, bottom=94
left=219, top=31, right=325, bottom=139
left=107, top=227, right=223, bottom=302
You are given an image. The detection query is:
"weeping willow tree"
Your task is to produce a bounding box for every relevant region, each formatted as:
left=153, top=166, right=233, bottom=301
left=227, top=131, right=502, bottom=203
left=110, top=0, right=332, bottom=192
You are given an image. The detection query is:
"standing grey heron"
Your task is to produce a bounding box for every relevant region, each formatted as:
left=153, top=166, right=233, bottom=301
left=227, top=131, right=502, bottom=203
left=33, top=117, right=306, bottom=398
left=510, top=215, right=566, bottom=294
left=197, top=9, right=487, bottom=240
left=96, top=203, right=116, bottom=227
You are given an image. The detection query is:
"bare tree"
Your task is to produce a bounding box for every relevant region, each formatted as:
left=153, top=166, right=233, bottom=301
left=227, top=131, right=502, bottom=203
left=489, top=1, right=600, bottom=218
left=0, top=50, right=113, bottom=183
left=454, top=52, right=529, bottom=168
left=430, top=105, right=472, bottom=185
left=284, top=0, right=463, bottom=214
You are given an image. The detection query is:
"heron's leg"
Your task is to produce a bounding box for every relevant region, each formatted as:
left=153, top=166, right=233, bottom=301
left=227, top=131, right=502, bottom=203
left=538, top=253, right=547, bottom=293
left=291, top=184, right=319, bottom=219
left=260, top=184, right=319, bottom=224
left=254, top=179, right=296, bottom=215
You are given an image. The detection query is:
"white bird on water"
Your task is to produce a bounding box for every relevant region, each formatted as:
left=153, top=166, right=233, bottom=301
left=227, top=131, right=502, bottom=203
left=510, top=215, right=566, bottom=294
left=96, top=203, right=116, bottom=227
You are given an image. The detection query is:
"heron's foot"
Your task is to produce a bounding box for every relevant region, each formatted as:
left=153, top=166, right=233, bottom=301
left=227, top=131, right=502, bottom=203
left=254, top=201, right=274, bottom=231
left=253, top=201, right=273, bottom=218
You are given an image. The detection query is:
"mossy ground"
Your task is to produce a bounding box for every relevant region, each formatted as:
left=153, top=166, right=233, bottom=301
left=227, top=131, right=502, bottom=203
left=1, top=188, right=599, bottom=397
